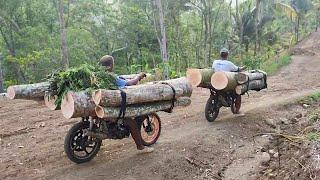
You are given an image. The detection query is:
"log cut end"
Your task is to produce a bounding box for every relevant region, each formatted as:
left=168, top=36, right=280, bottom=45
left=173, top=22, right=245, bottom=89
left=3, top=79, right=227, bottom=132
left=211, top=72, right=228, bottom=90
left=186, top=69, right=202, bottom=87
left=92, top=89, right=102, bottom=106
left=95, top=106, right=105, bottom=118
left=61, top=92, right=76, bottom=119
left=6, top=86, right=16, bottom=100
left=44, top=94, right=59, bottom=110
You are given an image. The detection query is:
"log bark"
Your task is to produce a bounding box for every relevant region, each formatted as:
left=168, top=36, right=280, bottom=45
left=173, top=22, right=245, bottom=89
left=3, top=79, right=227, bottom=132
left=6, top=82, right=50, bottom=100
left=44, top=93, right=60, bottom=110
left=61, top=91, right=96, bottom=119
left=186, top=68, right=214, bottom=88
left=236, top=71, right=266, bottom=84
left=95, top=97, right=191, bottom=119
left=211, top=72, right=238, bottom=91
left=92, top=84, right=184, bottom=107
left=0, top=54, right=4, bottom=93
left=158, top=77, right=192, bottom=97
left=235, top=79, right=266, bottom=95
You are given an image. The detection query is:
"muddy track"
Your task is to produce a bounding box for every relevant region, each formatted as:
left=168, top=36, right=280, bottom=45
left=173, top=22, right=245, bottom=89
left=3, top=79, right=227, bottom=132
left=1, top=31, right=320, bottom=180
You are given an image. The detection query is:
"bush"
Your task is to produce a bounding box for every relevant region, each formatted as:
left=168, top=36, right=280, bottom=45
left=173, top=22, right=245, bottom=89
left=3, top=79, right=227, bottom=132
left=261, top=54, right=292, bottom=74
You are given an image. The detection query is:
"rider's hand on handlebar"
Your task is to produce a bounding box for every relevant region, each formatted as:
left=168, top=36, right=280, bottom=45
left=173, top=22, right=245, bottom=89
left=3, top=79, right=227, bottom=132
left=138, top=72, right=147, bottom=81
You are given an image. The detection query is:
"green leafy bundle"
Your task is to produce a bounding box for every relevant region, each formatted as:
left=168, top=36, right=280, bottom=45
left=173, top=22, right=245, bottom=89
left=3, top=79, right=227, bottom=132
left=47, top=64, right=118, bottom=106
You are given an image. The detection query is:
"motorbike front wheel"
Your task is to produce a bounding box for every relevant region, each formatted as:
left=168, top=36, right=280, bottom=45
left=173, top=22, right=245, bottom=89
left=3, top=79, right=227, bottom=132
left=138, top=113, right=161, bottom=146
left=205, top=96, right=220, bottom=122
left=231, top=95, right=241, bottom=114
left=64, top=121, right=102, bottom=164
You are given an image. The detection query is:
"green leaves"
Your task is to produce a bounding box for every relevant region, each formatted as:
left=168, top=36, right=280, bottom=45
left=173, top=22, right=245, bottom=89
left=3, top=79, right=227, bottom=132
left=47, top=64, right=117, bottom=106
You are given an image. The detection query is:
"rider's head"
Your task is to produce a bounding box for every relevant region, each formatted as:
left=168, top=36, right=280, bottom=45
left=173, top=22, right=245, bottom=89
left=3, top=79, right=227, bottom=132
left=220, top=48, right=229, bottom=60
left=100, top=55, right=114, bottom=72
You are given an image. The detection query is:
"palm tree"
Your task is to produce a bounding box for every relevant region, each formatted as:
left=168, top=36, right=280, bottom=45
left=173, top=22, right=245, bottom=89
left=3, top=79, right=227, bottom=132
left=275, top=0, right=312, bottom=42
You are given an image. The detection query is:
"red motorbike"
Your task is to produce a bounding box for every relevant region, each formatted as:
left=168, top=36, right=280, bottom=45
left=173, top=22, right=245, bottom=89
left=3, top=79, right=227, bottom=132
left=64, top=113, right=161, bottom=164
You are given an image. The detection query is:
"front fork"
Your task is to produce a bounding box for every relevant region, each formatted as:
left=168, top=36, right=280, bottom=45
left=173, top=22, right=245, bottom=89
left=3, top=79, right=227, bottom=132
left=142, top=116, right=153, bottom=133
left=209, top=89, right=220, bottom=109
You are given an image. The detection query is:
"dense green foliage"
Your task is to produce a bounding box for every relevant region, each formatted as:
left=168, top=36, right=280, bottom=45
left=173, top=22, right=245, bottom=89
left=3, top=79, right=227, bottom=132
left=0, top=0, right=319, bottom=92
left=47, top=64, right=117, bottom=106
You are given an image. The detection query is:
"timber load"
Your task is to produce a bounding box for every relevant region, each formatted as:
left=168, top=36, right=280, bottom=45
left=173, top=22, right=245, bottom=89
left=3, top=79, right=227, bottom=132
left=60, top=77, right=192, bottom=119
left=6, top=72, right=157, bottom=106
left=6, top=70, right=192, bottom=119
left=187, top=68, right=267, bottom=94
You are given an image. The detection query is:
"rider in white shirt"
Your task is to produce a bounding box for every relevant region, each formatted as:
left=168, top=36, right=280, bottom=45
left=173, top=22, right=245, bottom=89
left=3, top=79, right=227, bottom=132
left=212, top=48, right=245, bottom=115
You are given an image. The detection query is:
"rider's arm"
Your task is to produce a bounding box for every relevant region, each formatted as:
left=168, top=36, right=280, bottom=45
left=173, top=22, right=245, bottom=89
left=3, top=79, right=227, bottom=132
left=226, top=61, right=241, bottom=72
left=125, top=73, right=146, bottom=86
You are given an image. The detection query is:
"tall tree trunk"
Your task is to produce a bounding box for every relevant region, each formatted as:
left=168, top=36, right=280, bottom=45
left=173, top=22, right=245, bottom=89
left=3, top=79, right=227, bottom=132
left=0, top=54, right=4, bottom=93
left=202, top=0, right=210, bottom=66
left=0, top=27, right=26, bottom=83
left=58, top=0, right=69, bottom=69
left=254, top=0, right=261, bottom=56
left=236, top=0, right=243, bottom=58
left=296, top=16, right=300, bottom=42
left=155, top=0, right=169, bottom=79
left=209, top=2, right=222, bottom=64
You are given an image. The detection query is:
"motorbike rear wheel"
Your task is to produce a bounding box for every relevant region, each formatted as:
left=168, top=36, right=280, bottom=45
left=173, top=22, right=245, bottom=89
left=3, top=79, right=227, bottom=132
left=205, top=95, right=220, bottom=122
left=64, top=121, right=102, bottom=164
left=138, top=113, right=161, bottom=146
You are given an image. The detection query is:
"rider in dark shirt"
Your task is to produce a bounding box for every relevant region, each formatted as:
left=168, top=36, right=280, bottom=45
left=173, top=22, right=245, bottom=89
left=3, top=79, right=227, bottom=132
left=100, top=55, right=154, bottom=153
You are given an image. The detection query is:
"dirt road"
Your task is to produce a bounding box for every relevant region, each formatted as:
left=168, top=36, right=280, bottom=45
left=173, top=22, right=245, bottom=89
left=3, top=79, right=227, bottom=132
left=1, top=31, right=320, bottom=180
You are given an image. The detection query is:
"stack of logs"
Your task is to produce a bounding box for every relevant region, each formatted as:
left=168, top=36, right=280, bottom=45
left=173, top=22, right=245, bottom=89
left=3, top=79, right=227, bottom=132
left=6, top=77, right=192, bottom=120
left=186, top=68, right=267, bottom=95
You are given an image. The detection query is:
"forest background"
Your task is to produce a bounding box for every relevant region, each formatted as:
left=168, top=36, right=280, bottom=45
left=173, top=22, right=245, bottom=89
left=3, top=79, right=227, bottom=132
left=0, top=0, right=319, bottom=93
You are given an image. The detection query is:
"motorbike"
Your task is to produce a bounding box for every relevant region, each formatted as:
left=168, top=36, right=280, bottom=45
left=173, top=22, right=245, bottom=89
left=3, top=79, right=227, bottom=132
left=64, top=113, right=161, bottom=164
left=205, top=88, right=241, bottom=122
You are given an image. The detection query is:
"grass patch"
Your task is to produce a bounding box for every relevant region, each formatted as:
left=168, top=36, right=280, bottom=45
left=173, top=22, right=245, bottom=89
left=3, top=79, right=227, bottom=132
left=298, top=92, right=320, bottom=105
left=261, top=53, right=292, bottom=74
left=307, top=132, right=320, bottom=142
left=308, top=111, right=320, bottom=123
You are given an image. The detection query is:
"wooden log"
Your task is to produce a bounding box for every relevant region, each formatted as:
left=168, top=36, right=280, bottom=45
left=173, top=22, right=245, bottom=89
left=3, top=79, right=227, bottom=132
left=235, top=79, right=267, bottom=95
left=61, top=91, right=96, bottom=119
left=236, top=71, right=266, bottom=84
left=44, top=93, right=60, bottom=110
left=186, top=68, right=214, bottom=88
left=211, top=72, right=238, bottom=91
left=158, top=77, right=193, bottom=97
left=6, top=82, right=50, bottom=100
left=92, top=84, right=184, bottom=107
left=95, top=97, right=191, bottom=118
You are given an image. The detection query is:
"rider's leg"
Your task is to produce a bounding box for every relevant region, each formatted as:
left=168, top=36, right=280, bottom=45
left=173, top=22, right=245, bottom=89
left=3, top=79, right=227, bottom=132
left=124, top=118, right=144, bottom=150
left=234, top=95, right=241, bottom=114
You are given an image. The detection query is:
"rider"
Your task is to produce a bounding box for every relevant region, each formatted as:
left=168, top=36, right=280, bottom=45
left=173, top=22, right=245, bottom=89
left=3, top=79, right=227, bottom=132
left=212, top=48, right=245, bottom=115
left=99, top=55, right=154, bottom=153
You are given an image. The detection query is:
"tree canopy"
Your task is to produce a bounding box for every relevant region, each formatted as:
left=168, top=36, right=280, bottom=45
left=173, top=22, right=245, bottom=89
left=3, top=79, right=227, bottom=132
left=0, top=0, right=319, bottom=92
